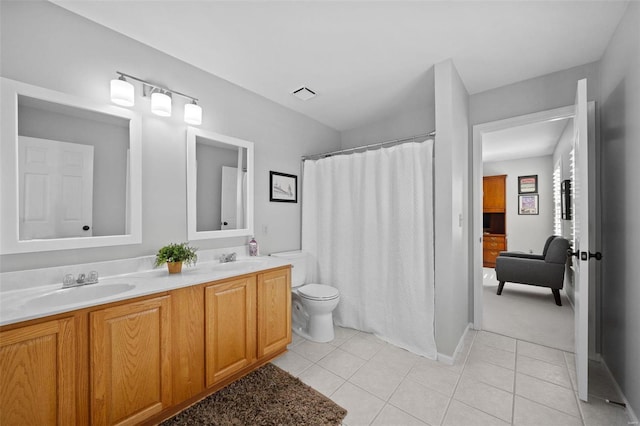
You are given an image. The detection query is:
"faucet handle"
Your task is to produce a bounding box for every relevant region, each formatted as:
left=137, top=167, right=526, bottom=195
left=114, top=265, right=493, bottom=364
left=76, top=273, right=86, bottom=284
left=229, top=253, right=237, bottom=261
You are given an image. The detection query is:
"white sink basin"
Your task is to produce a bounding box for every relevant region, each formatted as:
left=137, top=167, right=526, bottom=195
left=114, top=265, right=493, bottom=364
left=22, top=283, right=136, bottom=309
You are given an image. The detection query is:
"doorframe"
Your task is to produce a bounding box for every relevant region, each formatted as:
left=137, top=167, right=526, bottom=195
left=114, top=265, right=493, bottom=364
left=472, top=105, right=576, bottom=329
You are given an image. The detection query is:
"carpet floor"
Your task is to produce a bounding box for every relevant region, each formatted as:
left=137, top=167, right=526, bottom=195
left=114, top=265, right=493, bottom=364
left=161, top=363, right=347, bottom=426
left=482, top=267, right=575, bottom=352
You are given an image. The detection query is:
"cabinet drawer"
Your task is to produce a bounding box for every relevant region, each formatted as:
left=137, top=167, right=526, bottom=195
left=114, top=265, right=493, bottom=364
left=483, top=241, right=505, bottom=250
left=483, top=235, right=505, bottom=244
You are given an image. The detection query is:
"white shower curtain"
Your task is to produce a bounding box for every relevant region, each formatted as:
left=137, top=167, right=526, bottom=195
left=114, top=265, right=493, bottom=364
left=302, top=140, right=437, bottom=359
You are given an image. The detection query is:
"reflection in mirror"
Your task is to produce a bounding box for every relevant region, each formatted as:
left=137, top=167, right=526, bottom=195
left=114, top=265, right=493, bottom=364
left=1, top=78, right=142, bottom=254
left=187, top=127, right=254, bottom=240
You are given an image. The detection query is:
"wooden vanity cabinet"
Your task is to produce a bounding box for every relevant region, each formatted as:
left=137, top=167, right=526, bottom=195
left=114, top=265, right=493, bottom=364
left=257, top=268, right=292, bottom=359
left=205, top=276, right=257, bottom=387
left=90, top=295, right=172, bottom=426
left=0, top=317, right=76, bottom=426
left=0, top=266, right=291, bottom=426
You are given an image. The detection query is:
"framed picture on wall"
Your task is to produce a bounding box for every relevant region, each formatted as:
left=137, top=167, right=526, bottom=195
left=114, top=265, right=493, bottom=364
left=518, top=194, right=539, bottom=215
left=518, top=175, right=538, bottom=194
left=269, top=171, right=297, bottom=203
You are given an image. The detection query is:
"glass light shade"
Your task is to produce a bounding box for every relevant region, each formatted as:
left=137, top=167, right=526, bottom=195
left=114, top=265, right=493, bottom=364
left=110, top=78, right=134, bottom=107
left=184, top=103, right=202, bottom=125
left=151, top=91, right=172, bottom=117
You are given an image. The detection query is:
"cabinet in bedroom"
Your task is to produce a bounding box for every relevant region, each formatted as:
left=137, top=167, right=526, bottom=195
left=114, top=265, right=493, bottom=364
left=205, top=276, right=257, bottom=387
left=90, top=295, right=172, bottom=426
left=483, top=234, right=506, bottom=268
left=257, top=268, right=292, bottom=359
left=0, top=317, right=76, bottom=426
left=483, top=174, right=506, bottom=212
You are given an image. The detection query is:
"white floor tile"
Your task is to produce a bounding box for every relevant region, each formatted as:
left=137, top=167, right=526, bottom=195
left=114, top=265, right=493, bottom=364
left=514, top=395, right=582, bottom=426
left=291, top=339, right=336, bottom=362
left=317, top=347, right=367, bottom=379
left=340, top=334, right=385, bottom=360
left=462, top=358, right=515, bottom=393
left=587, top=360, right=622, bottom=400
left=515, top=372, right=581, bottom=418
left=369, top=343, right=421, bottom=376
left=517, top=340, right=567, bottom=366
left=331, top=326, right=359, bottom=346
left=349, top=361, right=404, bottom=401
left=468, top=342, right=516, bottom=370
left=271, top=350, right=313, bottom=377
left=298, top=364, right=345, bottom=397
left=453, top=376, right=513, bottom=423
left=475, top=330, right=517, bottom=353
left=331, top=382, right=385, bottom=426
left=579, top=396, right=632, bottom=426
left=389, top=378, right=450, bottom=426
left=443, top=400, right=510, bottom=426
left=517, top=354, right=572, bottom=389
left=406, top=358, right=461, bottom=397
left=287, top=332, right=306, bottom=349
left=371, top=404, right=428, bottom=426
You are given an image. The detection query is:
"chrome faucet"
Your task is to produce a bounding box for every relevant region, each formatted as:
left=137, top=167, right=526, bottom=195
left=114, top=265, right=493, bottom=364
left=220, top=253, right=237, bottom=263
left=62, top=271, right=99, bottom=288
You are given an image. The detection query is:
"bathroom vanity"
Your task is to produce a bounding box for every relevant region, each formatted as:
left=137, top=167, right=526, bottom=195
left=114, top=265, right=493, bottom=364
left=0, top=261, right=291, bottom=426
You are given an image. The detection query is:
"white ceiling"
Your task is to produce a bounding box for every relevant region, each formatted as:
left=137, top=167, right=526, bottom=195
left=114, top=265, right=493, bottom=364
left=52, top=1, right=626, bottom=132
left=482, top=117, right=571, bottom=163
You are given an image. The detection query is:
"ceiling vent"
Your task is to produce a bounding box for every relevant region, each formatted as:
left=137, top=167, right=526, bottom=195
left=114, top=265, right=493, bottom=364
left=292, top=87, right=316, bottom=101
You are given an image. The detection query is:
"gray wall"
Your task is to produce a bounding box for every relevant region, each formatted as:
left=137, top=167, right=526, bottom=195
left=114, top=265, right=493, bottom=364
left=434, top=60, right=470, bottom=357
left=0, top=1, right=340, bottom=272
left=599, top=1, right=640, bottom=416
left=483, top=156, right=554, bottom=254
left=340, top=67, right=435, bottom=150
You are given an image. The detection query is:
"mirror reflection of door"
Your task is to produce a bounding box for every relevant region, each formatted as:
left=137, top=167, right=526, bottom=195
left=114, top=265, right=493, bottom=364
left=19, top=136, right=94, bottom=239
left=220, top=166, right=246, bottom=230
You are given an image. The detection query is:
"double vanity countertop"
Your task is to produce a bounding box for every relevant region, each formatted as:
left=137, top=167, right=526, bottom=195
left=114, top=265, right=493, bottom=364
left=0, top=256, right=291, bottom=327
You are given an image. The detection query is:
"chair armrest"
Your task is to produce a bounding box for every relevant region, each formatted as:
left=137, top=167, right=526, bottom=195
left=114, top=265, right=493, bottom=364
left=498, top=252, right=544, bottom=260
left=496, top=256, right=566, bottom=289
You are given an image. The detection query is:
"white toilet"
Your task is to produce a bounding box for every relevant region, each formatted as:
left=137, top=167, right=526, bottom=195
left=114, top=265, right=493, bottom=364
left=271, top=250, right=340, bottom=343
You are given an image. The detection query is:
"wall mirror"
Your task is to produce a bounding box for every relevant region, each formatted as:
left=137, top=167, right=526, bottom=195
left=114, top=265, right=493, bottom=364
left=0, top=78, right=142, bottom=254
left=186, top=127, right=254, bottom=240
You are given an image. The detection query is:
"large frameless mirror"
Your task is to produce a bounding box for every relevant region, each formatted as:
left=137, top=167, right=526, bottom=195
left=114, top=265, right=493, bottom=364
left=186, top=127, right=254, bottom=240
left=0, top=78, right=142, bottom=254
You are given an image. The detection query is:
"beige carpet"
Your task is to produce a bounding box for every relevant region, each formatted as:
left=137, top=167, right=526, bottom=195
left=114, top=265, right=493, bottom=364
left=161, top=363, right=347, bottom=425
left=482, top=268, right=575, bottom=352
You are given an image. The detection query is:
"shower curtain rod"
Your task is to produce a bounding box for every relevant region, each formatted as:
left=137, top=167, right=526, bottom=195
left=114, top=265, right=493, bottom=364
left=301, top=130, right=436, bottom=161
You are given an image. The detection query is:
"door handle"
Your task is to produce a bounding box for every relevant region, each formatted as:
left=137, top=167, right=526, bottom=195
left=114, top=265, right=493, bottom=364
left=567, top=249, right=580, bottom=258
left=83, top=225, right=90, bottom=231
left=588, top=251, right=603, bottom=261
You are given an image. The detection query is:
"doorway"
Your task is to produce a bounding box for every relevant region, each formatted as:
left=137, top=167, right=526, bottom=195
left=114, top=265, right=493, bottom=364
left=472, top=105, right=576, bottom=351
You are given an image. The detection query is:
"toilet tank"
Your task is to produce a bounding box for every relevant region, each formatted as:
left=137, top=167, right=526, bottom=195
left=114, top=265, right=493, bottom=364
left=270, top=250, right=307, bottom=287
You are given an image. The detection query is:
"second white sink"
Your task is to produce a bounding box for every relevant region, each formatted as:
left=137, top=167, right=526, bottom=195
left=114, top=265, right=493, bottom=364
left=22, top=283, right=136, bottom=309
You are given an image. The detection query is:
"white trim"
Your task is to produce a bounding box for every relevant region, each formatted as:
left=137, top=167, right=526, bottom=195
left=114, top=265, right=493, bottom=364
left=600, top=357, right=639, bottom=424
left=437, top=322, right=473, bottom=365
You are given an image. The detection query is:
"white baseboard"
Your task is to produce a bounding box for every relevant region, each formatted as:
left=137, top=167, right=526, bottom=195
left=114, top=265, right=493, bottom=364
left=600, top=358, right=639, bottom=424
left=438, top=323, right=473, bottom=365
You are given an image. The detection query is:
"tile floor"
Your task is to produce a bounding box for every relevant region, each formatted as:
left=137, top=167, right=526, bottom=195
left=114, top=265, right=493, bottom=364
left=272, top=327, right=633, bottom=426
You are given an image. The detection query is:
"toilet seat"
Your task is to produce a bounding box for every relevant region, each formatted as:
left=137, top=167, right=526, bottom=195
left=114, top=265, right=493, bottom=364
left=297, top=284, right=339, bottom=301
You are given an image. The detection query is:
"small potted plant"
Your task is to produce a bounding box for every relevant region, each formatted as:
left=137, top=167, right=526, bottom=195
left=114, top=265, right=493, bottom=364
left=154, top=242, right=198, bottom=274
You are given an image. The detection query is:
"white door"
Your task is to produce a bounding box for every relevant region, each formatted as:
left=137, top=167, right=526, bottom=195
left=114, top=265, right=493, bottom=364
left=19, top=137, right=94, bottom=239
left=220, top=166, right=245, bottom=230
left=573, top=78, right=598, bottom=402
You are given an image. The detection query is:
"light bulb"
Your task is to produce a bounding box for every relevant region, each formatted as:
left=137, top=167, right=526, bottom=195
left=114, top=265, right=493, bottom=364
left=184, top=102, right=202, bottom=125
left=110, top=78, right=134, bottom=107
left=151, top=91, right=172, bottom=117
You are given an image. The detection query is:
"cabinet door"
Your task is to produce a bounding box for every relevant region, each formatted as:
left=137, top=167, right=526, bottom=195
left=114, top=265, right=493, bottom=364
left=0, top=317, right=76, bottom=426
left=90, top=296, right=171, bottom=426
left=205, top=277, right=256, bottom=387
left=257, top=268, right=291, bottom=359
left=483, top=175, right=506, bottom=212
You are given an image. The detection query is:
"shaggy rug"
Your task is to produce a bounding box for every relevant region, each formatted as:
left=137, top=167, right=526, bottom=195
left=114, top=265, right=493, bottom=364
left=161, top=363, right=347, bottom=425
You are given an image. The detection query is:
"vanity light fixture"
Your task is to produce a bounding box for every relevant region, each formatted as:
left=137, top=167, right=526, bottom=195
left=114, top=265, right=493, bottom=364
left=110, top=71, right=202, bottom=125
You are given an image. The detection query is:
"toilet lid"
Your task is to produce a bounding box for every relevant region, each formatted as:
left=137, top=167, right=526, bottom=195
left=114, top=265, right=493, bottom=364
left=297, top=284, right=339, bottom=300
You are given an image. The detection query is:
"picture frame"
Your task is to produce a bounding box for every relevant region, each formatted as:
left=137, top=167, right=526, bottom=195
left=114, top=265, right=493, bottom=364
left=561, top=179, right=572, bottom=220
left=269, top=171, right=297, bottom=203
left=518, top=175, right=538, bottom=194
left=518, top=194, right=539, bottom=215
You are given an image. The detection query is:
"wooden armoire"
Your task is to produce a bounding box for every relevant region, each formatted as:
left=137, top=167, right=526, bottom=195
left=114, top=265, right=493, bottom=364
left=483, top=175, right=507, bottom=267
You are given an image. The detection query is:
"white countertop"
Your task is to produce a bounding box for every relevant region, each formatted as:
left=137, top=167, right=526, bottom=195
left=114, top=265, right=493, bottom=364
left=0, top=256, right=291, bottom=326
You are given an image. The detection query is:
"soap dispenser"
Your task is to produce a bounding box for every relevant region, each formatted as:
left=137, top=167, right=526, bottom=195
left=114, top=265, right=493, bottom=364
left=248, top=236, right=258, bottom=256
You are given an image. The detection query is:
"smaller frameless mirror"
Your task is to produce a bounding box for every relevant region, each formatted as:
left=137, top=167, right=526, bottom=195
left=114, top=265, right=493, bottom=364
left=186, top=127, right=254, bottom=240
